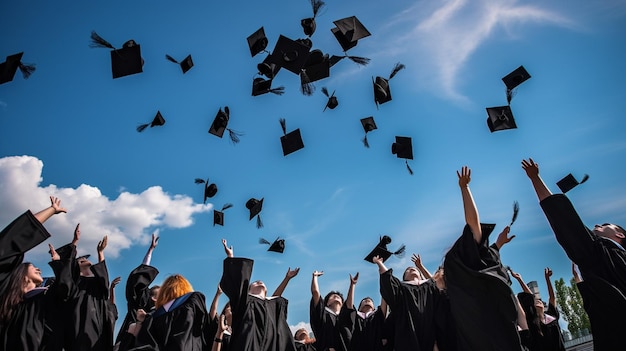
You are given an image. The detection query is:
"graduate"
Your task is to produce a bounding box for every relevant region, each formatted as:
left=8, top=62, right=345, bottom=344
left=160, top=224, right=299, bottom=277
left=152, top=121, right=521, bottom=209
left=310, top=270, right=350, bottom=351
left=219, top=238, right=296, bottom=351
left=443, top=166, right=525, bottom=350
left=522, top=158, right=626, bottom=350
left=294, top=328, right=317, bottom=351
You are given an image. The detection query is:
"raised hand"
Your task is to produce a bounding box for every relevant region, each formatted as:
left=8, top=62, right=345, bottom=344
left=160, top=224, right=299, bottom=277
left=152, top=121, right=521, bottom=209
left=97, top=235, right=108, bottom=253
left=312, top=270, right=324, bottom=277
left=72, top=223, right=81, bottom=246
left=495, top=226, right=516, bottom=249
left=457, top=166, right=471, bottom=188
left=150, top=233, right=159, bottom=250
left=350, top=272, right=359, bottom=285
left=50, top=196, right=67, bottom=214
left=49, top=243, right=60, bottom=261
left=286, top=267, right=300, bottom=279
left=111, top=276, right=121, bottom=288
left=222, top=239, right=233, bottom=258
left=544, top=267, right=553, bottom=278
left=411, top=253, right=423, bottom=267
left=521, top=158, right=539, bottom=179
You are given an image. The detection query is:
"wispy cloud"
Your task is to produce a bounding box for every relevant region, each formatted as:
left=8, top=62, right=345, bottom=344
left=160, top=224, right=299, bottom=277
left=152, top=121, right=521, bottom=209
left=0, top=100, right=7, bottom=110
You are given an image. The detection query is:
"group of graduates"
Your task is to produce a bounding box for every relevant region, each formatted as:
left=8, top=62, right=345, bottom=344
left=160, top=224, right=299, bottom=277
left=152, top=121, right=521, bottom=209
left=0, top=158, right=624, bottom=351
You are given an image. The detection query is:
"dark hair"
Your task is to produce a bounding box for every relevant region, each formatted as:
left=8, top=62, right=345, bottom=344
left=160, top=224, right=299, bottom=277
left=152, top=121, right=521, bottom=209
left=323, top=291, right=344, bottom=306
left=615, top=224, right=626, bottom=243
left=149, top=285, right=160, bottom=298
left=0, top=263, right=31, bottom=325
left=517, top=292, right=543, bottom=337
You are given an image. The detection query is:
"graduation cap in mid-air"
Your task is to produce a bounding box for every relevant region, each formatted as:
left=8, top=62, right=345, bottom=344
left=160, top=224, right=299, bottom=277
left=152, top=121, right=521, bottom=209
left=252, top=77, right=285, bottom=96
left=266, top=35, right=311, bottom=75
left=0, top=52, right=36, bottom=85
left=247, top=27, right=269, bottom=57
left=279, top=118, right=305, bottom=156
left=360, top=116, right=377, bottom=148
left=257, top=55, right=281, bottom=79
left=76, top=254, right=91, bottom=261
left=364, top=235, right=406, bottom=263
left=486, top=105, right=517, bottom=132
left=331, top=16, right=371, bottom=52
left=208, top=106, right=243, bottom=143
left=195, top=178, right=218, bottom=203
left=556, top=173, right=589, bottom=194
left=373, top=63, right=406, bottom=108
left=321, top=87, right=338, bottom=111
left=301, top=0, right=326, bottom=37
left=90, top=31, right=143, bottom=79
left=391, top=136, right=414, bottom=175
left=213, top=203, right=233, bottom=226
left=165, top=54, right=194, bottom=74
left=502, top=65, right=531, bottom=104
left=259, top=237, right=286, bottom=253
left=246, top=197, right=264, bottom=228
left=137, top=111, right=165, bottom=132
left=299, top=49, right=331, bottom=95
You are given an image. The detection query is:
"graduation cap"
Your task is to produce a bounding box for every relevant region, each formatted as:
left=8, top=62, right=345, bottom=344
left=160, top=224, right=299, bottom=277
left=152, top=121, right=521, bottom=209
left=360, top=116, right=377, bottom=148
left=321, top=87, right=338, bottom=111
left=373, top=63, right=406, bottom=108
left=486, top=105, right=517, bottom=132
left=195, top=178, right=218, bottom=203
left=246, top=197, right=264, bottom=228
left=208, top=106, right=243, bottom=143
left=391, top=136, right=414, bottom=175
left=165, top=54, right=194, bottom=74
left=257, top=55, right=281, bottom=79
left=301, top=0, right=326, bottom=37
left=328, top=53, right=370, bottom=68
left=331, top=16, right=371, bottom=52
left=90, top=31, right=143, bottom=79
left=0, top=52, right=36, bottom=85
left=213, top=203, right=233, bottom=226
left=267, top=35, right=311, bottom=75
left=279, top=118, right=304, bottom=156
left=77, top=254, right=91, bottom=261
left=259, top=237, right=285, bottom=253
left=364, top=235, right=406, bottom=263
left=502, top=65, right=531, bottom=104
left=252, top=77, right=285, bottom=96
left=137, top=111, right=165, bottom=132
left=299, top=49, right=330, bottom=95
left=247, top=27, right=269, bottom=57
left=556, top=173, right=589, bottom=193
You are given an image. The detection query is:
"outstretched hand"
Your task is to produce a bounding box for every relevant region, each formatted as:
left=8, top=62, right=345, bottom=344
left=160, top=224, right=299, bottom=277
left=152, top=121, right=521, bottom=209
left=411, top=253, right=423, bottom=267
left=222, top=239, right=233, bottom=258
left=97, top=236, right=108, bottom=253
left=111, top=276, right=121, bottom=289
left=150, top=233, right=159, bottom=250
left=495, top=226, right=516, bottom=249
left=372, top=255, right=383, bottom=265
left=521, top=158, right=539, bottom=179
left=510, top=270, right=522, bottom=280
left=72, top=223, right=81, bottom=246
left=49, top=243, right=60, bottom=261
left=350, top=272, right=359, bottom=285
left=544, top=267, right=553, bottom=278
left=286, top=267, right=300, bottom=279
left=50, top=196, right=67, bottom=214
left=312, top=270, right=324, bottom=278
left=457, top=166, right=471, bottom=188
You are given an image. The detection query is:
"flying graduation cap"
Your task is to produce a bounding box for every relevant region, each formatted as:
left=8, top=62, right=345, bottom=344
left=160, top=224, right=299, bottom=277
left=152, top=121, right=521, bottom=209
left=259, top=237, right=285, bottom=253
left=331, top=16, right=371, bottom=52
left=90, top=31, right=143, bottom=79
left=321, top=87, right=338, bottom=111
left=373, top=63, right=406, bottom=108
left=299, top=49, right=330, bottom=95
left=502, top=65, right=531, bottom=105
left=213, top=203, right=233, bottom=226
left=364, top=235, right=406, bottom=263
left=247, top=27, right=269, bottom=57
left=246, top=197, right=264, bottom=228
left=252, top=77, right=285, bottom=96
left=195, top=178, right=218, bottom=203
left=267, top=35, right=311, bottom=75
left=208, top=106, right=244, bottom=143
left=360, top=116, right=377, bottom=148
left=0, top=52, right=36, bottom=85
left=257, top=55, right=281, bottom=79
left=279, top=118, right=305, bottom=156
left=301, top=0, right=326, bottom=37
left=486, top=105, right=517, bottom=132
left=137, top=111, right=165, bottom=132
left=391, top=136, right=414, bottom=175
left=556, top=173, right=589, bottom=193
left=165, top=54, right=194, bottom=74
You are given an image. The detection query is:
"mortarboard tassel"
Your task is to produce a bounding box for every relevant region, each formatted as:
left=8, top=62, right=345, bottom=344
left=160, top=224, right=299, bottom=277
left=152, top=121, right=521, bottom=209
left=279, top=118, right=287, bottom=135
left=269, top=86, right=285, bottom=95
left=194, top=178, right=206, bottom=184
left=165, top=54, right=179, bottom=64
left=580, top=174, right=590, bottom=184
left=256, top=215, right=264, bottom=229
left=300, top=70, right=315, bottom=96
left=89, top=31, right=115, bottom=49
left=406, top=160, right=414, bottom=175
left=389, top=63, right=406, bottom=80
left=259, top=238, right=271, bottom=245
left=321, top=87, right=330, bottom=98
left=18, top=63, right=36, bottom=79
left=136, top=123, right=150, bottom=132
left=509, top=201, right=519, bottom=227
left=222, top=203, right=233, bottom=211
left=347, top=56, right=370, bottom=66
left=506, top=88, right=517, bottom=105
left=393, top=244, right=406, bottom=258
left=362, top=134, right=370, bottom=148
left=311, top=0, right=325, bottom=17
left=227, top=129, right=244, bottom=144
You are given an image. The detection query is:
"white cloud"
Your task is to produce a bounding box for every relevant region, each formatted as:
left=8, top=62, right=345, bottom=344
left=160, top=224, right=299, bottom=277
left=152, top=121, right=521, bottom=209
left=0, top=155, right=211, bottom=260
left=289, top=321, right=312, bottom=337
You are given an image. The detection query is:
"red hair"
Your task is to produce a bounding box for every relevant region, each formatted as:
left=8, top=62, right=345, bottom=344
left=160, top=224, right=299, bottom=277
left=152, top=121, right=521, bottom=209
left=155, top=274, right=193, bottom=310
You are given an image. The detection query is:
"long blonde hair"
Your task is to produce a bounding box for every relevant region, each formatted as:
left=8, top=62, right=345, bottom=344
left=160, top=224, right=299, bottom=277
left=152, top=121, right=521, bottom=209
left=155, top=274, right=193, bottom=310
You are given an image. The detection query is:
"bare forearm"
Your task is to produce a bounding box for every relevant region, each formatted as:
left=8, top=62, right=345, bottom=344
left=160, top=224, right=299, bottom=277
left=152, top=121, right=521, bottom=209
left=460, top=187, right=480, bottom=242
left=529, top=176, right=552, bottom=202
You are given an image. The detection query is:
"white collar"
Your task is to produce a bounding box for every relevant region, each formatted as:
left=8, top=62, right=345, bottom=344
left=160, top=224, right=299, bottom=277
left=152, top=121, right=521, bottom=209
left=248, top=293, right=279, bottom=300
left=601, top=237, right=625, bottom=251
left=324, top=306, right=340, bottom=316
left=357, top=310, right=376, bottom=319
left=403, top=278, right=430, bottom=286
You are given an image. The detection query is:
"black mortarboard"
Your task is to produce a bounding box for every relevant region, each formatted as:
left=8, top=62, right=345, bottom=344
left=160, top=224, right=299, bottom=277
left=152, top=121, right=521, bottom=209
left=480, top=223, right=496, bottom=238
left=257, top=55, right=281, bottom=79
left=321, top=87, right=338, bottom=111
left=268, top=35, right=311, bottom=75
left=0, top=52, right=36, bottom=84
left=77, top=254, right=91, bottom=261
left=246, top=197, right=264, bottom=228
left=331, top=16, right=371, bottom=52
left=195, top=178, right=218, bottom=203
left=364, top=235, right=406, bottom=263
left=213, top=203, right=233, bottom=226
left=137, top=111, right=165, bottom=132
left=259, top=237, right=285, bottom=253
left=165, top=54, right=194, bottom=74
left=556, top=173, right=589, bottom=193
left=90, top=31, right=143, bottom=79
left=360, top=116, right=377, bottom=148
left=392, top=136, right=414, bottom=175
left=208, top=106, right=243, bottom=143
left=502, top=65, right=531, bottom=104
left=301, top=0, right=326, bottom=37
left=252, top=77, right=285, bottom=96
left=247, top=27, right=269, bottom=58
left=300, top=49, right=330, bottom=95
left=486, top=105, right=517, bottom=132
left=279, top=118, right=305, bottom=156
left=373, top=63, right=406, bottom=108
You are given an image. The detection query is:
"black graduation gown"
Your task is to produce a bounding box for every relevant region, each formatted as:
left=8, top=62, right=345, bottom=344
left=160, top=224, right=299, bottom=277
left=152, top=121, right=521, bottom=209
left=517, top=292, right=565, bottom=351
left=540, top=194, right=626, bottom=350
left=0, top=210, right=51, bottom=295
left=115, top=264, right=160, bottom=344
left=295, top=341, right=317, bottom=351
left=207, top=315, right=232, bottom=351
left=443, top=224, right=524, bottom=351
left=310, top=297, right=350, bottom=351
left=433, top=289, right=457, bottom=351
left=220, top=257, right=296, bottom=351
left=379, top=270, right=440, bottom=351
left=339, top=306, right=385, bottom=351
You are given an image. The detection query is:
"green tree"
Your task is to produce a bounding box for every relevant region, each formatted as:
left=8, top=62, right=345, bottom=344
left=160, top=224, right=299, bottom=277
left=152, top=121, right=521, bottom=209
left=554, top=277, right=591, bottom=338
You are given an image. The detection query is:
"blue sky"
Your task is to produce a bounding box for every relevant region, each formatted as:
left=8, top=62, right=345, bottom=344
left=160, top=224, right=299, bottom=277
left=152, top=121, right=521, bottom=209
left=1, top=0, right=625, bottom=336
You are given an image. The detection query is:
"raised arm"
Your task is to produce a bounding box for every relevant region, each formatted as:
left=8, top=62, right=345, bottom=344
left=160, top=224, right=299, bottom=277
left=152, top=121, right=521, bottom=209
left=311, top=270, right=323, bottom=306
left=272, top=267, right=300, bottom=297
left=411, top=253, right=432, bottom=279
left=373, top=255, right=389, bottom=274
left=380, top=297, right=388, bottom=318
left=494, top=226, right=515, bottom=250
left=33, top=196, right=67, bottom=224
left=110, top=276, right=121, bottom=305
left=209, top=284, right=223, bottom=320
left=142, top=233, right=159, bottom=266
left=97, top=235, right=108, bottom=263
left=510, top=270, right=532, bottom=294
left=457, top=166, right=481, bottom=243
left=72, top=223, right=80, bottom=247
left=544, top=267, right=556, bottom=307
left=346, top=272, right=359, bottom=309
left=521, top=158, right=552, bottom=201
